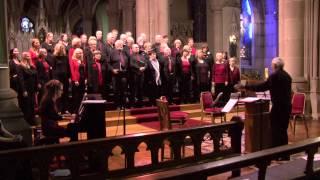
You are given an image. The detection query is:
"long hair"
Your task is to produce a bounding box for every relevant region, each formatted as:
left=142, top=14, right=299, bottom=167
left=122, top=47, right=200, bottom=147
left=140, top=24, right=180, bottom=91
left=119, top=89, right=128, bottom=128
left=39, top=80, right=62, bottom=113
left=53, top=43, right=66, bottom=56
left=21, top=52, right=31, bottom=67
left=31, top=38, right=40, bottom=49
left=9, top=48, right=15, bottom=60
left=72, top=48, right=83, bottom=60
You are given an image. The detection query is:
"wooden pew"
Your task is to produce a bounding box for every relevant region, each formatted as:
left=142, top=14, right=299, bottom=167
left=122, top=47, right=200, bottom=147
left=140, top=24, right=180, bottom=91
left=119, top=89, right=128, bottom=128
left=125, top=137, right=320, bottom=180
left=0, top=119, right=243, bottom=180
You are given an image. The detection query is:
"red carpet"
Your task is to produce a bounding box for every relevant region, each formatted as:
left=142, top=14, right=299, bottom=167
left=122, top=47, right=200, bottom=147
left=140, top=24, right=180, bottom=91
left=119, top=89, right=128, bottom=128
left=129, top=105, right=181, bottom=115
left=140, top=119, right=211, bottom=131
left=128, top=105, right=182, bottom=123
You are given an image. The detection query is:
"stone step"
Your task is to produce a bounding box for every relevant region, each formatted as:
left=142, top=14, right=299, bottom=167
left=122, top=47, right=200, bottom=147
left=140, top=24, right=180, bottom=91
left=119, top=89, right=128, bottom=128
left=105, top=103, right=201, bottom=117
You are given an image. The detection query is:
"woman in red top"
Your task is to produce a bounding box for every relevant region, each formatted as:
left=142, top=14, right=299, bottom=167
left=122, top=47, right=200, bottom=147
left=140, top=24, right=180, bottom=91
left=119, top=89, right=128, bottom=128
left=187, top=38, right=196, bottom=56
left=29, top=38, right=40, bottom=67
left=88, top=50, right=104, bottom=93
left=68, top=37, right=81, bottom=67
left=70, top=48, right=86, bottom=113
left=171, top=39, right=182, bottom=59
left=177, top=49, right=193, bottom=103
left=212, top=52, right=229, bottom=105
left=228, top=57, right=240, bottom=91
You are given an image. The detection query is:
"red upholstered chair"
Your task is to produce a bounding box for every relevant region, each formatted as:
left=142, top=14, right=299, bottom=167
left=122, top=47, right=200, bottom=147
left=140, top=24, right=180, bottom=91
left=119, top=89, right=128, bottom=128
left=290, top=92, right=308, bottom=137
left=200, top=92, right=226, bottom=123
left=157, top=96, right=188, bottom=130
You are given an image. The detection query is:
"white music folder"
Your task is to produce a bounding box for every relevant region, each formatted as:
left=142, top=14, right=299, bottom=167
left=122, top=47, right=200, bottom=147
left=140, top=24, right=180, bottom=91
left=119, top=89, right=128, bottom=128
left=221, top=93, right=241, bottom=113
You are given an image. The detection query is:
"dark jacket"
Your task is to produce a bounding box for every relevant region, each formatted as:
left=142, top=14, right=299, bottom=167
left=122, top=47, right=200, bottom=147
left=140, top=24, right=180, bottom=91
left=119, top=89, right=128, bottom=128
left=9, top=60, right=23, bottom=94
left=109, top=49, right=129, bottom=74
left=130, top=53, right=147, bottom=75
left=246, top=69, right=292, bottom=107
left=52, top=56, right=70, bottom=79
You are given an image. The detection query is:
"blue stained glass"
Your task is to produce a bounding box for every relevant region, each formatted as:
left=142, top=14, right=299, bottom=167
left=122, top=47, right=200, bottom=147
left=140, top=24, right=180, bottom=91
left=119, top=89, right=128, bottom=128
left=240, top=0, right=253, bottom=66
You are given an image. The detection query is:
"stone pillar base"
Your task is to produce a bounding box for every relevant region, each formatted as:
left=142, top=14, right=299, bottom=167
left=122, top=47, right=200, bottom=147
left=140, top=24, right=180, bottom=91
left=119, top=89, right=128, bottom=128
left=0, top=88, right=32, bottom=145
left=310, top=79, right=320, bottom=120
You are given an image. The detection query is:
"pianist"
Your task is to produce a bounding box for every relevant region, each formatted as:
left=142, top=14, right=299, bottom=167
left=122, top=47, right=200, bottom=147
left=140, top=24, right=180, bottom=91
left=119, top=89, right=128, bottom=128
left=39, top=80, right=78, bottom=141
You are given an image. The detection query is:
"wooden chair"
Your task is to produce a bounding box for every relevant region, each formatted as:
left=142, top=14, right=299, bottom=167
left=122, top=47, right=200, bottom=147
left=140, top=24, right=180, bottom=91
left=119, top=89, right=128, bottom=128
left=156, top=97, right=189, bottom=160
left=200, top=92, right=226, bottom=123
left=156, top=96, right=188, bottom=130
left=290, top=92, right=308, bottom=137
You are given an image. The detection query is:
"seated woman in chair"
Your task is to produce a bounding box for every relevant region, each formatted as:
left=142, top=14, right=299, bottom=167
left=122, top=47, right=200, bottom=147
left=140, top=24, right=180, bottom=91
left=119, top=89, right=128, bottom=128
left=39, top=80, right=78, bottom=141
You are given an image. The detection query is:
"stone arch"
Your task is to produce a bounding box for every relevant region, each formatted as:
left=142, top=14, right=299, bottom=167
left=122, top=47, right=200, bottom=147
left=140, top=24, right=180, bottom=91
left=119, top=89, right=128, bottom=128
left=94, top=0, right=109, bottom=38
left=170, top=0, right=194, bottom=44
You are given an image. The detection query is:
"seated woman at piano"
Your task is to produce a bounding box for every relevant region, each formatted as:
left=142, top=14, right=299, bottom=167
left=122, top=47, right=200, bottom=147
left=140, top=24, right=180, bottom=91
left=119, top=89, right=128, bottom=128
left=39, top=79, right=78, bottom=141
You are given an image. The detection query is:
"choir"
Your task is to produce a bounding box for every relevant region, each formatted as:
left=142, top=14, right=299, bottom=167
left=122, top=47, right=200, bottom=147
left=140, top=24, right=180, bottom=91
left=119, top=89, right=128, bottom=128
left=8, top=31, right=241, bottom=126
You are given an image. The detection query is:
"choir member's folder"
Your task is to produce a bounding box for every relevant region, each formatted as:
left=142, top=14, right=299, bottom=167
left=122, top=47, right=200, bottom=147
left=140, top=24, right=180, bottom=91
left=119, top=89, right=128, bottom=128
left=221, top=92, right=241, bottom=113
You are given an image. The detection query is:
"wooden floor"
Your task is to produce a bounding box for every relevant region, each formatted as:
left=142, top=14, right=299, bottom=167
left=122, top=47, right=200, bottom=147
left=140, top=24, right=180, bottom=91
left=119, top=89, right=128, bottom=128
left=59, top=110, right=319, bottom=179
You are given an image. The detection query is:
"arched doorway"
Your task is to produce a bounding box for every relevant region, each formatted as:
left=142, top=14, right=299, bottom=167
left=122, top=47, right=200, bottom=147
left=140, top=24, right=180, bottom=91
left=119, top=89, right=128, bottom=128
left=73, top=18, right=84, bottom=36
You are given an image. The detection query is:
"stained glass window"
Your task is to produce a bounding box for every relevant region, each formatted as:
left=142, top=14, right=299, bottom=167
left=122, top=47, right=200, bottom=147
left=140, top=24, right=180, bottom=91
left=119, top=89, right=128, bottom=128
left=240, top=0, right=253, bottom=66
left=20, top=17, right=34, bottom=33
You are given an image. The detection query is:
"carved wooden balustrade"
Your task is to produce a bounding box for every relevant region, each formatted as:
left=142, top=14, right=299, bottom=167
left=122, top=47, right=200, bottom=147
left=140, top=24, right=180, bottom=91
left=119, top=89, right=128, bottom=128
left=0, top=119, right=243, bottom=180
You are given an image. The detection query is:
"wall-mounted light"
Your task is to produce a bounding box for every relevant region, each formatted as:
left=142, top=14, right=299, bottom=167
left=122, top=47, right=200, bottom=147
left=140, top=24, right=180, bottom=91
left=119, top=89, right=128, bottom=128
left=229, top=34, right=237, bottom=44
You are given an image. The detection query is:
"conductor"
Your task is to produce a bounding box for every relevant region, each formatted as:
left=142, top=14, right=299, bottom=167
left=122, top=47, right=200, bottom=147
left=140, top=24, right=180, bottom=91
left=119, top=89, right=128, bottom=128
left=236, top=57, right=292, bottom=148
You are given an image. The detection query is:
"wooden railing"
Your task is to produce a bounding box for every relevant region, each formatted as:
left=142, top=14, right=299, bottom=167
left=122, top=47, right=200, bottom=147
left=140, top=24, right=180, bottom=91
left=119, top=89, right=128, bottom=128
left=0, top=119, right=243, bottom=180
left=126, top=137, right=320, bottom=180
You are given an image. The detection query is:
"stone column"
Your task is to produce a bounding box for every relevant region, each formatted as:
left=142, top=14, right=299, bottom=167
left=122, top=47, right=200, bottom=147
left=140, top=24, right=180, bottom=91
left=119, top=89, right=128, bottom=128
left=207, top=0, right=223, bottom=54
left=136, top=0, right=169, bottom=42
left=135, top=0, right=148, bottom=39
left=304, top=0, right=320, bottom=120
left=121, top=0, right=135, bottom=33
left=0, top=0, right=32, bottom=145
left=279, top=0, right=305, bottom=81
left=157, top=0, right=169, bottom=36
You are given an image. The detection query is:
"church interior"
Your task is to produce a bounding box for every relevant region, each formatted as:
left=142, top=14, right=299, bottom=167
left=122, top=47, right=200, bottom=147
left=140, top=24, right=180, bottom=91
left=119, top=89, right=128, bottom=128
left=0, top=0, right=320, bottom=179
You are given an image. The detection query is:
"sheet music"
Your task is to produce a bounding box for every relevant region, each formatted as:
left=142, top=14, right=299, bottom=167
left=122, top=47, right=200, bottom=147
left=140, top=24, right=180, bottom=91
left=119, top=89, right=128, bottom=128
left=82, top=100, right=106, bottom=104
left=256, top=91, right=271, bottom=100
left=240, top=97, right=261, bottom=103
left=222, top=99, right=239, bottom=113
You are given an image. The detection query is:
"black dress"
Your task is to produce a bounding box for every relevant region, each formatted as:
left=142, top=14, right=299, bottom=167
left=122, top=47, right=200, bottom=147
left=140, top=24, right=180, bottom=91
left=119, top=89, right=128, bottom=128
left=195, top=60, right=210, bottom=96
left=9, top=60, right=24, bottom=108
left=52, top=55, right=70, bottom=112
left=20, top=64, right=38, bottom=125
left=176, top=57, right=193, bottom=103
left=36, top=58, right=51, bottom=102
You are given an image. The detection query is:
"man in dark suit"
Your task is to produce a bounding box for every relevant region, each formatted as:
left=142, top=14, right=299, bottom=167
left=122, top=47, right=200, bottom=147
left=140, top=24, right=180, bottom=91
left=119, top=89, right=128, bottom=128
left=236, top=57, right=292, bottom=149
left=130, top=44, right=147, bottom=107
left=145, top=49, right=162, bottom=106
left=109, top=40, right=129, bottom=108
left=162, top=47, right=177, bottom=104
left=102, top=32, right=115, bottom=98
left=96, top=30, right=105, bottom=52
